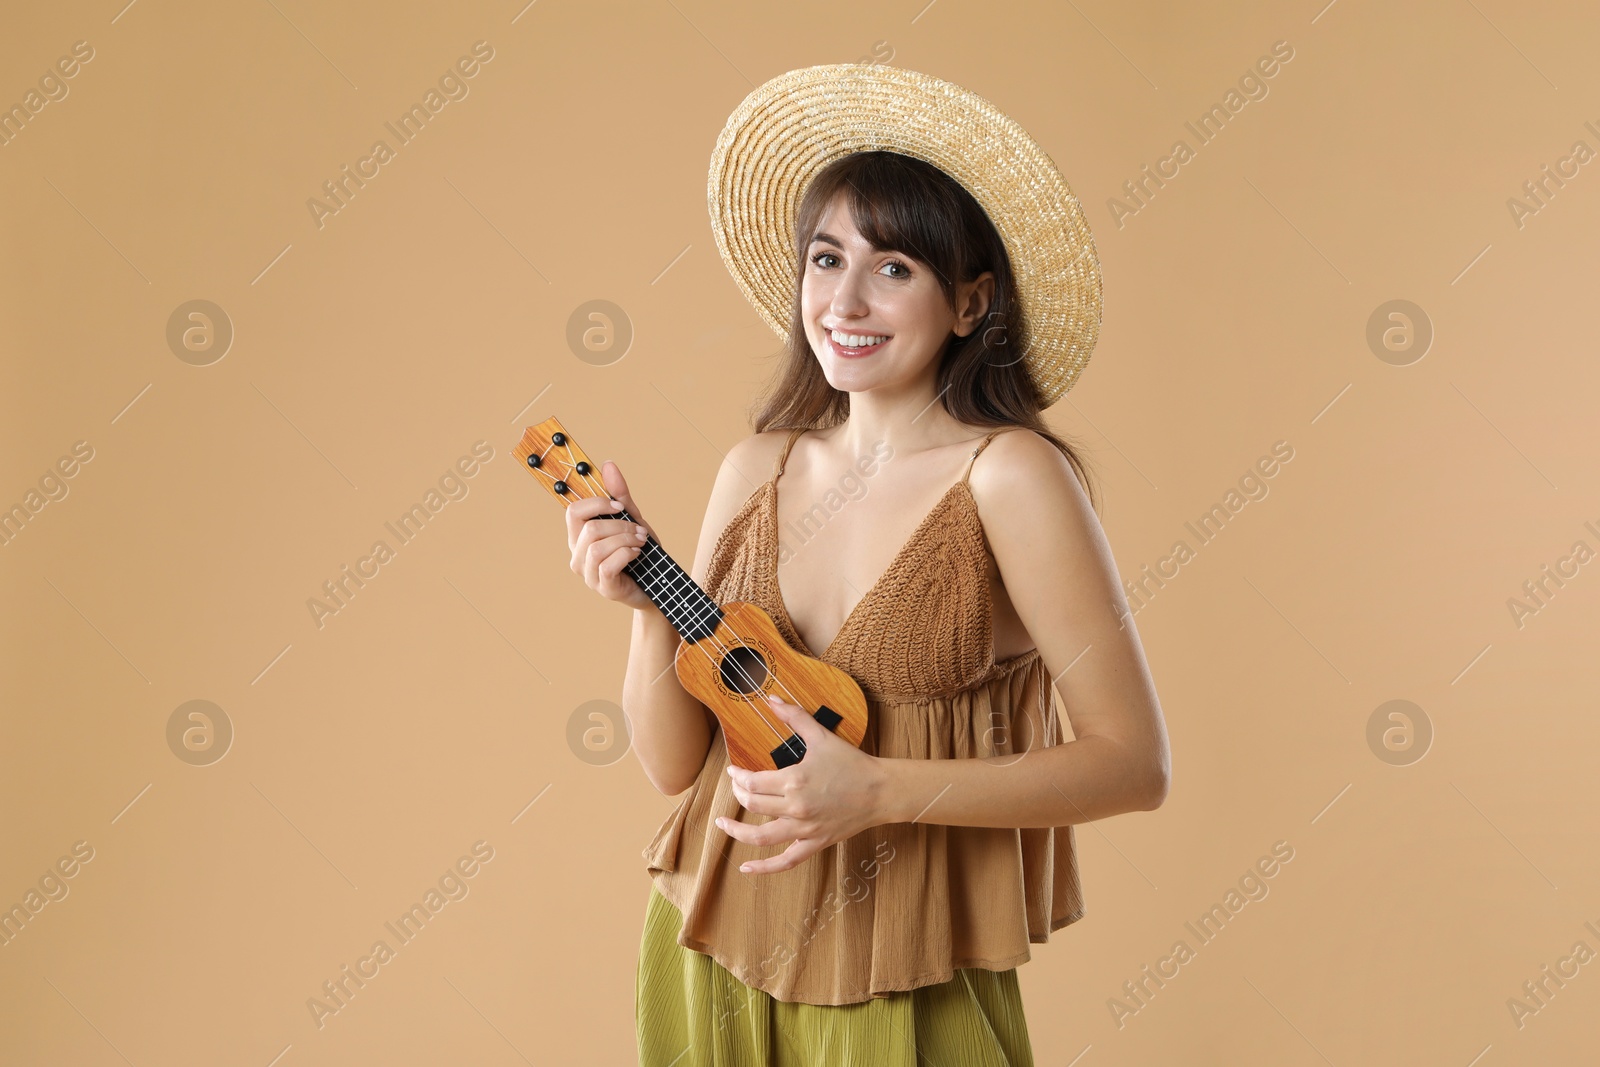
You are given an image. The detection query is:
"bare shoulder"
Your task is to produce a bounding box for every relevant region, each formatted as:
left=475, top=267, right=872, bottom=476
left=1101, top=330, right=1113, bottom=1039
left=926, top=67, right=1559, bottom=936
left=688, top=429, right=794, bottom=583
left=708, top=428, right=794, bottom=519
left=724, top=428, right=795, bottom=481
left=965, top=425, right=1100, bottom=555
left=968, top=427, right=1090, bottom=508
left=966, top=426, right=1126, bottom=647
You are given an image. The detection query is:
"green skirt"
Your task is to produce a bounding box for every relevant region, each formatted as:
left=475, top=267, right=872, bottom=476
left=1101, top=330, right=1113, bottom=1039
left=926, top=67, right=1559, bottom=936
left=635, top=885, right=1035, bottom=1066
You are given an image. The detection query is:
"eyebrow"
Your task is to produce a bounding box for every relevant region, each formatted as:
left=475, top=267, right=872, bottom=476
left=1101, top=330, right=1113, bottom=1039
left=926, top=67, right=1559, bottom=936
left=809, top=231, right=896, bottom=254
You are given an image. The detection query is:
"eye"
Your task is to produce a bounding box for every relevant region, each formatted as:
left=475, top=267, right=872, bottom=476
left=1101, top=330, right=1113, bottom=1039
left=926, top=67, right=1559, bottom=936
left=808, top=252, right=912, bottom=278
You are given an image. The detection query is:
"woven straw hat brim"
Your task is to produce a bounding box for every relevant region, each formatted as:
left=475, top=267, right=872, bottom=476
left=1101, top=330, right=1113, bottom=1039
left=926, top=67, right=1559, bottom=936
left=707, top=63, right=1102, bottom=407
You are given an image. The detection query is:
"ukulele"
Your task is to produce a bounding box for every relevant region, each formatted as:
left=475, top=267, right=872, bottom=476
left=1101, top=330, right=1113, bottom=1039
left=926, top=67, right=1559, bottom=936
left=517, top=416, right=869, bottom=772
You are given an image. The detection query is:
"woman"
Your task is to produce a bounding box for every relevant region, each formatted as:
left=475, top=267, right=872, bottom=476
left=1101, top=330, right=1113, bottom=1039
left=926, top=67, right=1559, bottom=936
left=568, top=65, right=1170, bottom=1065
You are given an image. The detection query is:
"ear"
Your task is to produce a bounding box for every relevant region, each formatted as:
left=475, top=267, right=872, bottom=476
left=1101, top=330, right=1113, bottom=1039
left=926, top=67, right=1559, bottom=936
left=952, top=271, right=996, bottom=337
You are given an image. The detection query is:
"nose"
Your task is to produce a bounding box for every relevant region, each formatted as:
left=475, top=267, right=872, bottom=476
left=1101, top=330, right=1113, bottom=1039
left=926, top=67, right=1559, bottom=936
left=829, top=263, right=872, bottom=320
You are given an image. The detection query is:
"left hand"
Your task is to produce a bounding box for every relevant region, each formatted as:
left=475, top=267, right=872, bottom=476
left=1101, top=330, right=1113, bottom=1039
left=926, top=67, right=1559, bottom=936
left=716, top=694, right=889, bottom=875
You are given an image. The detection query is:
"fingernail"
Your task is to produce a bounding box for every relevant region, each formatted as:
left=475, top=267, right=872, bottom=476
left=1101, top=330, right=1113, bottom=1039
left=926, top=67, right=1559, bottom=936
left=610, top=499, right=622, bottom=508
left=739, top=864, right=752, bottom=873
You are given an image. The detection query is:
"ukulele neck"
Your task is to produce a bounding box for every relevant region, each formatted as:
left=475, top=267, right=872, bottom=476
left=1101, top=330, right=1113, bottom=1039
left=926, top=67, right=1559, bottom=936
left=608, top=506, right=724, bottom=643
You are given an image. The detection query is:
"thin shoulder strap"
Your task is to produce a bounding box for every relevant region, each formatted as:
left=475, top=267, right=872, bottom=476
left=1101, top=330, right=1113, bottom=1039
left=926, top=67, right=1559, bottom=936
left=772, top=427, right=808, bottom=480
left=961, top=427, right=1016, bottom=484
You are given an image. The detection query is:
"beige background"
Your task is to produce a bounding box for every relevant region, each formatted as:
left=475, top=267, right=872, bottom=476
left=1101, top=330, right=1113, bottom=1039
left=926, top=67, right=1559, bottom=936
left=3, top=0, right=1597, bottom=1063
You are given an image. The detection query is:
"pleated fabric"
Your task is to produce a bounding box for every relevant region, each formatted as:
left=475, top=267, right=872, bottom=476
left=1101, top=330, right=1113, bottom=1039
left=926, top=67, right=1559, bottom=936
left=637, top=884, right=1035, bottom=1066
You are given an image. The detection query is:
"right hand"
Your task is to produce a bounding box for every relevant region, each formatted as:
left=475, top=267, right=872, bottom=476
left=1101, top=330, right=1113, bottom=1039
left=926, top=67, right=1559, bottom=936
left=566, top=460, right=658, bottom=611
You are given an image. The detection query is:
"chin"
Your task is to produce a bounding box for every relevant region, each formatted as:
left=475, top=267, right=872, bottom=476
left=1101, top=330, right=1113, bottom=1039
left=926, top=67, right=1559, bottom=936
left=823, top=370, right=881, bottom=396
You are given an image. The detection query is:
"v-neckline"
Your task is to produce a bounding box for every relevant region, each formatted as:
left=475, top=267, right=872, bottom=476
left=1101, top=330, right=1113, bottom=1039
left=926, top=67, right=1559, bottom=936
left=767, top=472, right=975, bottom=662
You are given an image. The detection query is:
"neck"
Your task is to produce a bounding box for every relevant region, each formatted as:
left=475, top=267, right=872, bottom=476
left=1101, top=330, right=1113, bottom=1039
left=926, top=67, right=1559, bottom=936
left=831, top=375, right=968, bottom=459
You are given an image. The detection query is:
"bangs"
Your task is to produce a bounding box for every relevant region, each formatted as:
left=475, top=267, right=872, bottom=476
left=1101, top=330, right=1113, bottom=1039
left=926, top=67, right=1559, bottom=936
left=797, top=152, right=984, bottom=293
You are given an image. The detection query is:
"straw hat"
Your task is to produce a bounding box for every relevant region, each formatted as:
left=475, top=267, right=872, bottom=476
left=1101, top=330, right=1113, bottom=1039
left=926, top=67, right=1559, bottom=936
left=707, top=63, right=1103, bottom=407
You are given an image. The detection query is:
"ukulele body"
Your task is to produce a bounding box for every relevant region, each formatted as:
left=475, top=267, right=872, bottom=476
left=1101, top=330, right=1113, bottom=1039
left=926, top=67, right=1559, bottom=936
left=673, top=599, right=869, bottom=771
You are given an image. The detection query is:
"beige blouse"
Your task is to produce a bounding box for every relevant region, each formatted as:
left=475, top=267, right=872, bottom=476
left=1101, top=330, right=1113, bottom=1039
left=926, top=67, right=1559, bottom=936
left=643, top=426, right=1086, bottom=1005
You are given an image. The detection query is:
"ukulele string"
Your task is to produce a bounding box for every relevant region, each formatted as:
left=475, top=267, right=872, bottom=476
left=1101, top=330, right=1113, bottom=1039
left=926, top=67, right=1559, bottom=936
left=629, top=535, right=811, bottom=716
left=531, top=443, right=800, bottom=758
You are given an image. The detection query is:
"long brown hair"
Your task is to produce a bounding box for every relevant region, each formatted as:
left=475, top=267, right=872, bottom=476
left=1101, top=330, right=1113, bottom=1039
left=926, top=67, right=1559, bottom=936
left=748, top=150, right=1099, bottom=512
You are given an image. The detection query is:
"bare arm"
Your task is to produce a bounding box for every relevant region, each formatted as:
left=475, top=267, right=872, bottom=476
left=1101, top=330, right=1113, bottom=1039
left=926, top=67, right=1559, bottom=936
left=875, top=428, right=1170, bottom=826
left=620, top=608, right=710, bottom=797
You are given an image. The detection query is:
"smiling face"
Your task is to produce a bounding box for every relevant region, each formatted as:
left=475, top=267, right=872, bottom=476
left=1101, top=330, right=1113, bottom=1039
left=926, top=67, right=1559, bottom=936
left=799, top=194, right=994, bottom=398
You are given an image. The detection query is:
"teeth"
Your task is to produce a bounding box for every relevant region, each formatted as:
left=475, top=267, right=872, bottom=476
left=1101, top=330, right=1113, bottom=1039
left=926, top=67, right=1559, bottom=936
left=829, top=329, right=888, bottom=348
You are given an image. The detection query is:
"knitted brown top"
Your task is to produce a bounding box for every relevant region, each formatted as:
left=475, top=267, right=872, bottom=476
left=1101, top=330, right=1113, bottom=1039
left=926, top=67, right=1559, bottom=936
left=643, top=426, right=1086, bottom=1005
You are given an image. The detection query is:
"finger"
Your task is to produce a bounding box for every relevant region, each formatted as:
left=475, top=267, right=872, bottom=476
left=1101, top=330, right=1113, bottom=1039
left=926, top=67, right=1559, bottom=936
left=565, top=492, right=626, bottom=547
left=572, top=518, right=644, bottom=573
left=729, top=762, right=790, bottom=798
left=729, top=779, right=789, bottom=818
left=765, top=695, right=825, bottom=744
left=587, top=528, right=648, bottom=589
left=740, top=837, right=824, bottom=876
left=596, top=534, right=647, bottom=589
left=564, top=490, right=621, bottom=524
left=601, top=461, right=651, bottom=533
left=716, top=815, right=798, bottom=849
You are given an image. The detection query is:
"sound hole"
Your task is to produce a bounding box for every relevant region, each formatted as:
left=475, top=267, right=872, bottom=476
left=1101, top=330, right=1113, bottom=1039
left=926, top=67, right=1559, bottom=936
left=718, top=645, right=769, bottom=694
